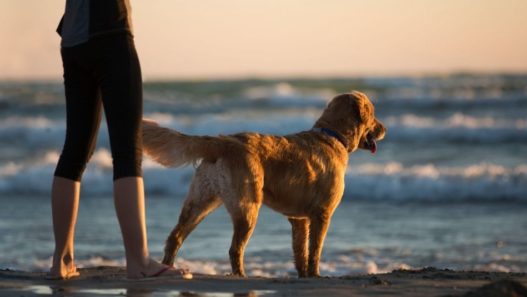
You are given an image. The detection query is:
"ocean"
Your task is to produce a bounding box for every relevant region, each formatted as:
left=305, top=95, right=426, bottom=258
left=1, top=74, right=526, bottom=276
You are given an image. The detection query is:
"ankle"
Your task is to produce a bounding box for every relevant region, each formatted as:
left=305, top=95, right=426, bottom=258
left=126, top=256, right=150, bottom=271
left=53, top=251, right=75, bottom=265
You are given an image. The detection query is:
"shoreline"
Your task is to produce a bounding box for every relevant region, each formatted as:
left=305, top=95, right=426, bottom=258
left=1, top=267, right=526, bottom=297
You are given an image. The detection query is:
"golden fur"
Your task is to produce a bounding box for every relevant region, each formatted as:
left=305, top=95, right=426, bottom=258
left=142, top=91, right=386, bottom=277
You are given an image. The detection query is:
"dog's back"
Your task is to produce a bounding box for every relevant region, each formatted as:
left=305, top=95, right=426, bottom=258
left=143, top=122, right=348, bottom=215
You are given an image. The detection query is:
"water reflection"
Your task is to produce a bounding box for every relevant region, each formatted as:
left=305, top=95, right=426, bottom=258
left=127, top=289, right=268, bottom=297
left=176, top=292, right=261, bottom=297
left=22, top=286, right=272, bottom=297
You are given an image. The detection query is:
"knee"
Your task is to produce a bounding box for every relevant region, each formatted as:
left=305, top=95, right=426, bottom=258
left=110, top=133, right=143, bottom=180
left=112, top=155, right=142, bottom=180
left=54, top=152, right=92, bottom=181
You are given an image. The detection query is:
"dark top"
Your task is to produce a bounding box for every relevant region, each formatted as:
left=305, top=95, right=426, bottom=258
left=57, top=0, right=133, bottom=47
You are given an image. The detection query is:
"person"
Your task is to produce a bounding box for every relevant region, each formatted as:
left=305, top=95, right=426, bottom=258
left=49, top=0, right=191, bottom=279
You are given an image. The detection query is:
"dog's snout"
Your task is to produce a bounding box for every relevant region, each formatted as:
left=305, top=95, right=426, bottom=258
left=374, top=120, right=386, bottom=140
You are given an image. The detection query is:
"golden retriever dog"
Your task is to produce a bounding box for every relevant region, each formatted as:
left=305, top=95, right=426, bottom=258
left=142, top=91, right=386, bottom=277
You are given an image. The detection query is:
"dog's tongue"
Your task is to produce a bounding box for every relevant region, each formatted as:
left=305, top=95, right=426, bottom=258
left=366, top=135, right=377, bottom=154
left=370, top=139, right=377, bottom=154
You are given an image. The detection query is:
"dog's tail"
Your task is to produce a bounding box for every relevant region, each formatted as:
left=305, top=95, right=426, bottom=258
left=142, top=119, right=229, bottom=167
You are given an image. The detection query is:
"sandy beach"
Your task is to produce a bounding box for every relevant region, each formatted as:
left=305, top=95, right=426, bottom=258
left=1, top=267, right=526, bottom=297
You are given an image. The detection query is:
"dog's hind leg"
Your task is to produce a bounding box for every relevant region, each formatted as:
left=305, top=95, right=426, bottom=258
left=162, top=176, right=222, bottom=266
left=225, top=201, right=260, bottom=277
left=288, top=217, right=310, bottom=277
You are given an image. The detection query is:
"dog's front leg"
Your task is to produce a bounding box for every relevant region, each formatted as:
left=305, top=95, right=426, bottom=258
left=307, top=214, right=330, bottom=277
left=288, top=217, right=309, bottom=277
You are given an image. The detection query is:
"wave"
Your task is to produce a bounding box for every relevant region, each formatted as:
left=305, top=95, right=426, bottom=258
left=10, top=247, right=525, bottom=275
left=1, top=149, right=525, bottom=201
left=2, top=111, right=524, bottom=157
left=384, top=113, right=527, bottom=143
left=386, top=113, right=527, bottom=129
left=7, top=254, right=410, bottom=277
left=346, top=162, right=527, bottom=201
left=158, top=89, right=527, bottom=116
left=5, top=244, right=415, bottom=276
left=4, top=78, right=526, bottom=118
left=242, top=82, right=334, bottom=107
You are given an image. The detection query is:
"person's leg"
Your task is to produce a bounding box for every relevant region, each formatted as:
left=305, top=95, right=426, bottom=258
left=50, top=177, right=81, bottom=279
left=96, top=35, right=190, bottom=278
left=113, top=176, right=168, bottom=278
left=51, top=45, right=102, bottom=279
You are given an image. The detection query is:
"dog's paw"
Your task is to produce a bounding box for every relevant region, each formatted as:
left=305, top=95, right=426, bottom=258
left=225, top=272, right=247, bottom=278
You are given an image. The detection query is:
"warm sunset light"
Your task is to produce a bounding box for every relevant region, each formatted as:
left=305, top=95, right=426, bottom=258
left=1, top=0, right=526, bottom=80
left=1, top=1, right=526, bottom=295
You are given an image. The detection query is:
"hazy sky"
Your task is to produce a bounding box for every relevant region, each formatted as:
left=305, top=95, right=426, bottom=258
left=1, top=0, right=526, bottom=80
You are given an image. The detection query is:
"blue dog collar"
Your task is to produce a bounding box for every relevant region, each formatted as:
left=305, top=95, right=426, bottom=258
left=312, top=127, right=348, bottom=149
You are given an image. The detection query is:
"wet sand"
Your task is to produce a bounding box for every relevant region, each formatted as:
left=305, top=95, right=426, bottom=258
left=1, top=267, right=526, bottom=297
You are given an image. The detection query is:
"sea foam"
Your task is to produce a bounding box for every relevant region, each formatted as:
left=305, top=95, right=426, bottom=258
left=1, top=149, right=525, bottom=201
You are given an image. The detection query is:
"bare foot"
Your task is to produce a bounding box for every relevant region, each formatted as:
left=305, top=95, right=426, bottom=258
left=48, top=263, right=80, bottom=280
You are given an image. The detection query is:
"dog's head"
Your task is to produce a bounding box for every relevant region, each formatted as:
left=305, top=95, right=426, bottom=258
left=314, top=91, right=386, bottom=153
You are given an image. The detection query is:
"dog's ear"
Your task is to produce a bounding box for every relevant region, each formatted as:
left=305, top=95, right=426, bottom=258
left=325, top=91, right=373, bottom=124
left=348, top=91, right=373, bottom=125
left=316, top=94, right=356, bottom=128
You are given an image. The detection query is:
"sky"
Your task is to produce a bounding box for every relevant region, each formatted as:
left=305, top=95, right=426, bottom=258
left=1, top=0, right=526, bottom=80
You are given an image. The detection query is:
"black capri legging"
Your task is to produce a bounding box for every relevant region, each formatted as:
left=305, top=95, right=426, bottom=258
left=55, top=33, right=143, bottom=181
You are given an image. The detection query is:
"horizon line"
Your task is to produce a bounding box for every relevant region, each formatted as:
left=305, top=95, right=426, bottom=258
left=1, top=70, right=527, bottom=83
